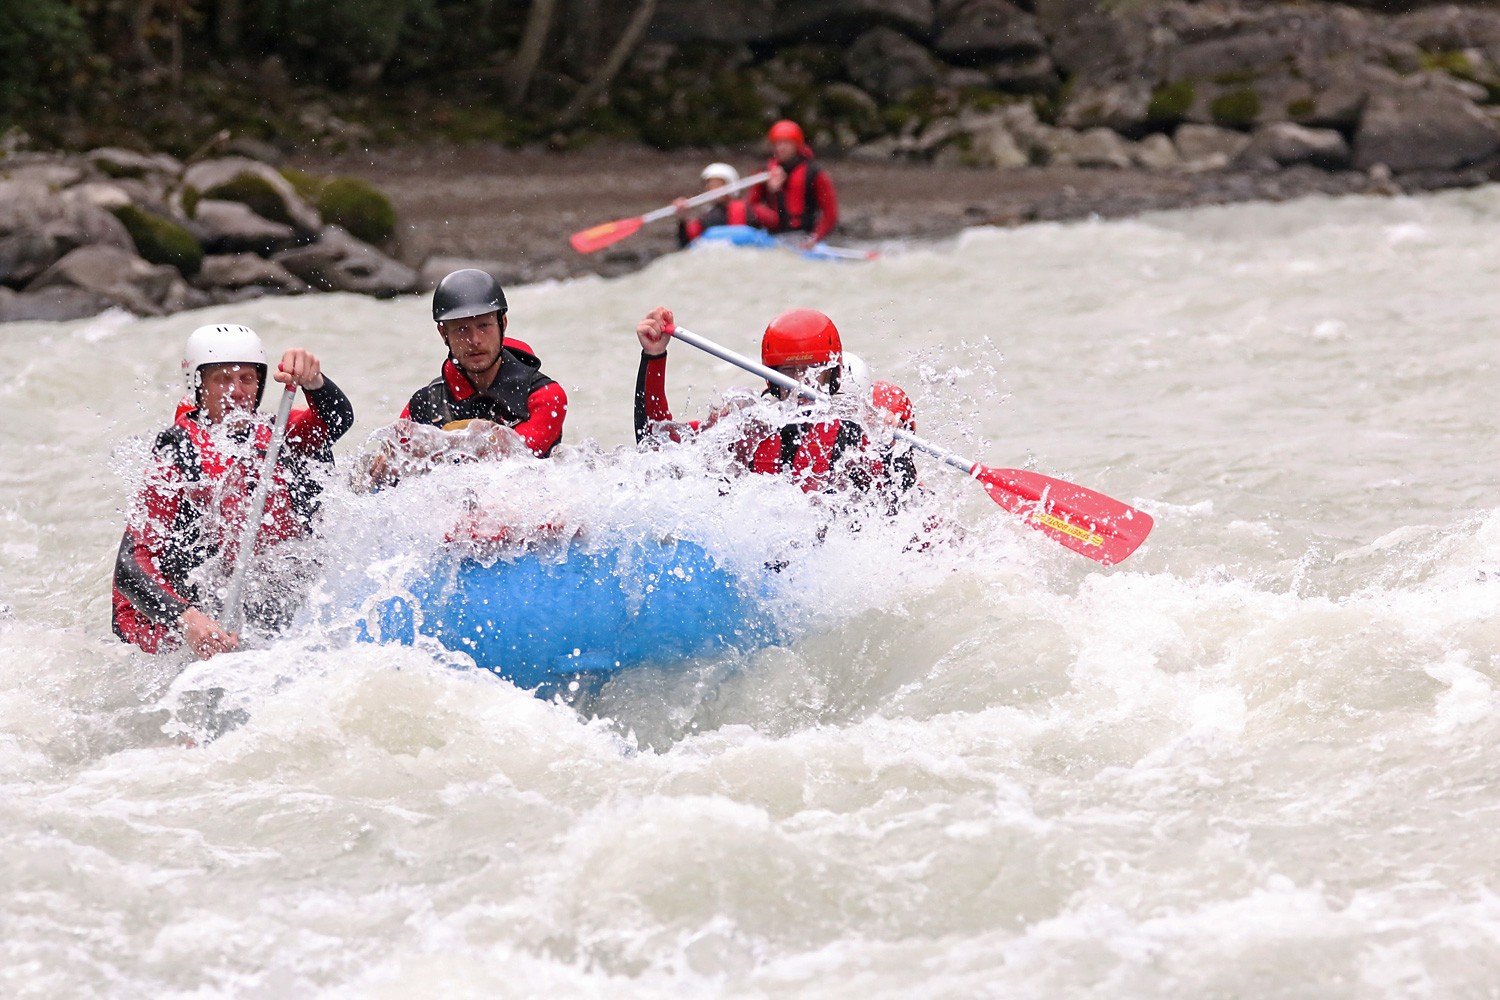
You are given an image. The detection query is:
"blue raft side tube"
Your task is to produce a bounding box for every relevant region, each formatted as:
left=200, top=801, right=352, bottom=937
left=359, top=537, right=782, bottom=689
left=694, top=225, right=875, bottom=262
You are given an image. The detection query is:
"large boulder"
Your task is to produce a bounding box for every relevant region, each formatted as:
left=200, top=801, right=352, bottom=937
left=0, top=180, right=136, bottom=285
left=272, top=225, right=419, bottom=297
left=1040, top=126, right=1135, bottom=168
left=1353, top=84, right=1500, bottom=172
left=1238, top=122, right=1351, bottom=171
left=193, top=253, right=310, bottom=294
left=190, top=199, right=299, bottom=255
left=845, top=27, right=947, bottom=101
left=0, top=285, right=117, bottom=323
left=933, top=0, right=1045, bottom=60
left=87, top=147, right=183, bottom=181
left=25, top=244, right=185, bottom=316
left=1174, top=123, right=1252, bottom=168
left=181, top=157, right=321, bottom=236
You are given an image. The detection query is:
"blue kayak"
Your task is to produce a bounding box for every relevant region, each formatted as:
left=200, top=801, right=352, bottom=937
left=694, top=225, right=876, bottom=262
left=358, top=537, right=782, bottom=689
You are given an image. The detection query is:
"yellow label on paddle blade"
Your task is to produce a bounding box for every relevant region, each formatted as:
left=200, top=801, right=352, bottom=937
left=1031, top=511, right=1103, bottom=548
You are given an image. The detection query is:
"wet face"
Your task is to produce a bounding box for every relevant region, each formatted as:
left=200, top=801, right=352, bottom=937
left=770, top=361, right=836, bottom=399
left=198, top=363, right=262, bottom=423
left=703, top=176, right=729, bottom=200
left=439, top=311, right=505, bottom=384
left=772, top=139, right=799, bottom=162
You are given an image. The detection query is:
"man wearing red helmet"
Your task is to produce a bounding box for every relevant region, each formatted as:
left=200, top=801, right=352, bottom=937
left=747, top=119, right=839, bottom=249
left=633, top=305, right=913, bottom=501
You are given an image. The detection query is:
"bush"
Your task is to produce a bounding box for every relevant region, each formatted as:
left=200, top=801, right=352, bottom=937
left=112, top=205, right=204, bottom=277
left=1147, top=80, right=1196, bottom=127
left=0, top=0, right=89, bottom=118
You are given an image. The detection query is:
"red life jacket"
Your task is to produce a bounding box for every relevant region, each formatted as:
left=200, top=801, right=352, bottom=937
left=737, top=419, right=876, bottom=493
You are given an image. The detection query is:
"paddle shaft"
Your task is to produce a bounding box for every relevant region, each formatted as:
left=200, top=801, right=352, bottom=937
left=639, top=170, right=772, bottom=224
left=220, top=385, right=297, bottom=634
left=669, top=325, right=976, bottom=472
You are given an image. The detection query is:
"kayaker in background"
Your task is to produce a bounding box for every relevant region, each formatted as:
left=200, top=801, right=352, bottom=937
left=112, top=324, right=354, bottom=659
left=356, top=268, right=568, bottom=489
left=674, top=162, right=756, bottom=247
left=747, top=119, right=839, bottom=250
left=632, top=305, right=914, bottom=504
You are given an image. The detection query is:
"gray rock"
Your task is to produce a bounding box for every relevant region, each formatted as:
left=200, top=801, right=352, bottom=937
left=985, top=53, right=1060, bottom=92
left=1058, top=81, right=1152, bottom=132
left=1354, top=84, right=1500, bottom=173
left=1175, top=123, right=1252, bottom=165
left=25, top=244, right=181, bottom=316
left=934, top=0, right=1045, bottom=60
left=1239, top=122, right=1351, bottom=170
left=1042, top=127, right=1134, bottom=168
left=1131, top=133, right=1182, bottom=170
left=193, top=253, right=311, bottom=294
left=1393, top=5, right=1500, bottom=51
left=0, top=162, right=86, bottom=189
left=1035, top=0, right=1153, bottom=81
left=88, top=147, right=184, bottom=180
left=0, top=180, right=135, bottom=285
left=273, top=225, right=419, bottom=297
left=191, top=199, right=299, bottom=255
left=0, top=285, right=117, bottom=323
left=181, top=157, right=321, bottom=235
left=845, top=27, right=947, bottom=102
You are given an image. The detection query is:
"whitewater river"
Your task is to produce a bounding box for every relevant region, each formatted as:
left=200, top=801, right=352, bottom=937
left=3, top=185, right=1498, bottom=998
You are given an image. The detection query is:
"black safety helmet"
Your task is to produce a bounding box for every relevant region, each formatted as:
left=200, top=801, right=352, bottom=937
left=432, top=268, right=508, bottom=323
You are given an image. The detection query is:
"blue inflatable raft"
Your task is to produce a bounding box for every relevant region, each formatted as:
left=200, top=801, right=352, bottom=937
left=359, top=537, right=781, bottom=689
left=694, top=225, right=876, bottom=262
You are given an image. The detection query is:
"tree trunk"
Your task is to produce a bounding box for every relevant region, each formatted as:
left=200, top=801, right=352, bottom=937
left=555, top=0, right=657, bottom=128
left=507, top=0, right=558, bottom=107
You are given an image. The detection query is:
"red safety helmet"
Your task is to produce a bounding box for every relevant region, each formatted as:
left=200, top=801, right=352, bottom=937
left=767, top=119, right=805, bottom=145
left=762, top=309, right=842, bottom=368
left=872, top=380, right=915, bottom=429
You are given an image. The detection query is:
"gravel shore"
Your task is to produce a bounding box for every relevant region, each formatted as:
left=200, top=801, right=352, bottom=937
left=287, top=142, right=1430, bottom=285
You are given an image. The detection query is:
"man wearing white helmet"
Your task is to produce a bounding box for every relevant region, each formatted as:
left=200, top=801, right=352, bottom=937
left=112, top=324, right=354, bottom=659
left=674, top=162, right=756, bottom=247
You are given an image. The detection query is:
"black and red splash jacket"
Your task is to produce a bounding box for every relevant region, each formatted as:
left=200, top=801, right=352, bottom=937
left=634, top=350, right=908, bottom=499
left=401, top=340, right=567, bottom=458
left=677, top=198, right=753, bottom=247
left=747, top=148, right=839, bottom=244
left=112, top=379, right=354, bottom=652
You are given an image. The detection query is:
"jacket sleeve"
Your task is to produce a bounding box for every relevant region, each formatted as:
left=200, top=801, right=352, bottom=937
left=811, top=170, right=839, bottom=243
left=747, top=179, right=780, bottom=232
left=513, top=380, right=567, bottom=456
left=284, top=376, right=355, bottom=458
left=112, top=449, right=193, bottom=626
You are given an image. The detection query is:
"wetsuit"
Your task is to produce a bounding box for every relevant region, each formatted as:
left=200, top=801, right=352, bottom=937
left=747, top=148, right=839, bottom=244
left=634, top=350, right=907, bottom=499
left=112, top=379, right=354, bottom=653
left=402, top=341, right=566, bottom=458
left=677, top=198, right=753, bottom=247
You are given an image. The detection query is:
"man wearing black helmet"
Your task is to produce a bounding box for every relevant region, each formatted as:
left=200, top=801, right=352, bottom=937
left=401, top=268, right=567, bottom=456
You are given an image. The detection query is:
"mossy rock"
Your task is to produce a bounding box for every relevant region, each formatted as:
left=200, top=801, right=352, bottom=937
left=111, top=204, right=203, bottom=277
left=1419, top=49, right=1475, bottom=76
left=316, top=177, right=395, bottom=244
left=1286, top=97, right=1316, bottom=120
left=201, top=172, right=295, bottom=227
left=1209, top=88, right=1260, bottom=129
left=1147, top=80, right=1196, bottom=126
left=280, top=168, right=395, bottom=244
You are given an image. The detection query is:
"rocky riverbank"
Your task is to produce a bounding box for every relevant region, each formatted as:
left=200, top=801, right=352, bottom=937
left=7, top=0, right=1500, bottom=322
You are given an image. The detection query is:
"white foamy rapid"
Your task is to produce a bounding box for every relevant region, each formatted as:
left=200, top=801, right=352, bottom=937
left=3, top=186, right=1498, bottom=998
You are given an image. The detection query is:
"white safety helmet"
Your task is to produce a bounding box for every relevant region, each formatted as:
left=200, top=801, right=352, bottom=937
left=182, top=323, right=269, bottom=405
left=701, top=162, right=740, bottom=187
left=840, top=352, right=873, bottom=401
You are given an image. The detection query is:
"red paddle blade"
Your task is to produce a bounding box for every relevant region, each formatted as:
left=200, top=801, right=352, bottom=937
left=569, top=216, right=644, bottom=254
left=974, top=466, right=1153, bottom=565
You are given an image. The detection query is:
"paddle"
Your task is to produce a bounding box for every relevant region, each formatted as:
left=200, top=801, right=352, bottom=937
left=569, top=171, right=771, bottom=254
left=665, top=323, right=1153, bottom=565
left=220, top=384, right=297, bottom=633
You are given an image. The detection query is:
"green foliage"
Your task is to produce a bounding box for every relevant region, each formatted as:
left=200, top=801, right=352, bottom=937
left=613, top=46, right=771, bottom=148
left=0, top=0, right=90, bottom=116
left=201, top=173, right=295, bottom=226
left=1210, top=88, right=1260, bottom=129
left=245, top=0, right=442, bottom=85
left=112, top=204, right=204, bottom=277
left=1286, top=97, right=1317, bottom=119
left=1147, top=80, right=1196, bottom=126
